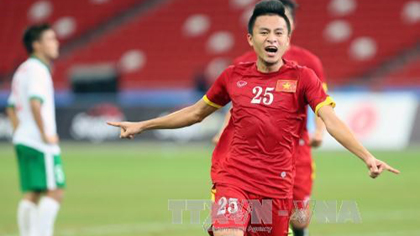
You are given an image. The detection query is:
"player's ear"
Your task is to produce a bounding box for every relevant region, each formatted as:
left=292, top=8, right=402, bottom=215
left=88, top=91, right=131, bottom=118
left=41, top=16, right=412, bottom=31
left=247, top=33, right=254, bottom=47
left=32, top=41, right=41, bottom=53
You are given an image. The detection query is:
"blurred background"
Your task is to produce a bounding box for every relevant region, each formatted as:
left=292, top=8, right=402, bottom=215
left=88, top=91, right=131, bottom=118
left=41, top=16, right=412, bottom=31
left=0, top=0, right=419, bottom=235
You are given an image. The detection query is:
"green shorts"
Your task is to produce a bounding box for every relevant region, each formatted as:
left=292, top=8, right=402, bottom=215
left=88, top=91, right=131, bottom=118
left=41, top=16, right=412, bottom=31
left=15, top=144, right=66, bottom=192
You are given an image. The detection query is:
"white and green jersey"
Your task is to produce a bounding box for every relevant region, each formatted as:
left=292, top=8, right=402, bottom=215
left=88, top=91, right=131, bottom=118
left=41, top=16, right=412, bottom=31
left=7, top=56, right=60, bottom=154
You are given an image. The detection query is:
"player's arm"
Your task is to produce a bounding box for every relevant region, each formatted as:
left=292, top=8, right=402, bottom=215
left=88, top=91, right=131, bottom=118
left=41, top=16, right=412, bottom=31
left=6, top=106, right=19, bottom=132
left=212, top=109, right=231, bottom=145
left=317, top=105, right=400, bottom=178
left=108, top=99, right=218, bottom=139
left=6, top=90, right=19, bottom=132
left=30, top=99, right=58, bottom=144
left=303, top=67, right=399, bottom=178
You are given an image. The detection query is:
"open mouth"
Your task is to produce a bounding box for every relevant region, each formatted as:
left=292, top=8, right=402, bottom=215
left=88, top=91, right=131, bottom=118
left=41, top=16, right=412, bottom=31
left=265, top=46, right=278, bottom=54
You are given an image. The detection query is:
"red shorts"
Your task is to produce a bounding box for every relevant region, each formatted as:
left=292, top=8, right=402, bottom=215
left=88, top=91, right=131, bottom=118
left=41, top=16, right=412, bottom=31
left=209, top=183, right=292, bottom=236
left=293, top=143, right=314, bottom=209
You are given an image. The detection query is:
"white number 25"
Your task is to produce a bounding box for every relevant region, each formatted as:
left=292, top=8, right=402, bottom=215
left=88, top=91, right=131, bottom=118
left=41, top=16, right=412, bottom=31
left=251, top=86, right=274, bottom=105
left=217, top=197, right=239, bottom=215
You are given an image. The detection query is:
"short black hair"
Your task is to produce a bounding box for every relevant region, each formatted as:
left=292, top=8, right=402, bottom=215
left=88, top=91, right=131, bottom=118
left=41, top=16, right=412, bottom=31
left=22, top=23, right=52, bottom=54
left=279, top=0, right=298, bottom=21
left=248, top=0, right=292, bottom=35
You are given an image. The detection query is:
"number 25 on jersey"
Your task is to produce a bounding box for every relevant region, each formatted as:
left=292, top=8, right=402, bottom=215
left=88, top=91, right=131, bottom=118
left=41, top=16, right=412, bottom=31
left=251, top=86, right=274, bottom=105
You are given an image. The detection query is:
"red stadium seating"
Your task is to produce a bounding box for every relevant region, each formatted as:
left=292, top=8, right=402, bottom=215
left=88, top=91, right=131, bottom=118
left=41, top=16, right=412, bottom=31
left=53, top=0, right=256, bottom=90
left=53, top=0, right=420, bottom=89
left=3, top=0, right=420, bottom=90
left=293, top=0, right=420, bottom=84
left=0, top=0, right=142, bottom=76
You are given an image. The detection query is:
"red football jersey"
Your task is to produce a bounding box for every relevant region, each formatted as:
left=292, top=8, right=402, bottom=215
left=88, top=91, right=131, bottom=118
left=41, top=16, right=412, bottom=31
left=231, top=45, right=327, bottom=166
left=205, top=59, right=334, bottom=198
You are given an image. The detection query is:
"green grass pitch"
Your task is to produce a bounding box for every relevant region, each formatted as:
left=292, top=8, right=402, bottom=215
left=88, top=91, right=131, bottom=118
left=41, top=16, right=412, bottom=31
left=0, top=142, right=419, bottom=236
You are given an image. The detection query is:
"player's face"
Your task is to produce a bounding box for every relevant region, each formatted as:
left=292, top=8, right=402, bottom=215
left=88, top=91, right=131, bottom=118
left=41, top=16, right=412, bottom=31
left=247, top=15, right=290, bottom=66
left=35, top=29, right=59, bottom=60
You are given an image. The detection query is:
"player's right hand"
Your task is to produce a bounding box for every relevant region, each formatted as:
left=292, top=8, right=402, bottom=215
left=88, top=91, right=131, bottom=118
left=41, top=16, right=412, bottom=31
left=107, top=121, right=142, bottom=139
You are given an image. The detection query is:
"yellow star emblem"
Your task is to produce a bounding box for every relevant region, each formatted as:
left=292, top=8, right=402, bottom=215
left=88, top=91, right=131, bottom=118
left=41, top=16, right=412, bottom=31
left=283, top=82, right=291, bottom=90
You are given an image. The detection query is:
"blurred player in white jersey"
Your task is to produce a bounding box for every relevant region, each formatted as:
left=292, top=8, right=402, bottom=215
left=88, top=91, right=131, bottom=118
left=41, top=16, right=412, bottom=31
left=6, top=23, right=65, bottom=236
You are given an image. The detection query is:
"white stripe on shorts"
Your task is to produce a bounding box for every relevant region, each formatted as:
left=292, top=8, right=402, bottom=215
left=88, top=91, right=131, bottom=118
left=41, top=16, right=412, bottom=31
left=45, top=151, right=56, bottom=190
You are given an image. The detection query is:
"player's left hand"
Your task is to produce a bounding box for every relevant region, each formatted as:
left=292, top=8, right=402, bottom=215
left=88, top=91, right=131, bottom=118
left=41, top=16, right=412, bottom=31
left=107, top=121, right=143, bottom=139
left=365, top=157, right=400, bottom=178
left=309, top=132, right=323, bottom=148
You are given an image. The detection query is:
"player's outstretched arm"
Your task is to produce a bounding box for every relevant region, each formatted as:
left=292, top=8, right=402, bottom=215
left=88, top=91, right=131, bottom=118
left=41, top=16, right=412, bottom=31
left=107, top=99, right=218, bottom=139
left=317, top=105, right=400, bottom=178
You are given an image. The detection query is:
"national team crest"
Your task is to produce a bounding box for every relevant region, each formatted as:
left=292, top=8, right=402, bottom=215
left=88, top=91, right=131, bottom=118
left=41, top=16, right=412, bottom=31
left=276, top=80, right=297, bottom=93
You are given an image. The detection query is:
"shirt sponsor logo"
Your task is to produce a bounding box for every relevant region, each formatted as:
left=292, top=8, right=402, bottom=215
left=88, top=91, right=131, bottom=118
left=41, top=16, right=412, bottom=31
left=237, top=80, right=247, bottom=88
left=276, top=80, right=297, bottom=93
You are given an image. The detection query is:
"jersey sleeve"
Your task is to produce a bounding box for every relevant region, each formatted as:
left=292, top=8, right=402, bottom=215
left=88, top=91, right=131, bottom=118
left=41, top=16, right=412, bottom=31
left=301, top=68, right=335, bottom=116
left=27, top=67, right=48, bottom=104
left=203, top=67, right=232, bottom=109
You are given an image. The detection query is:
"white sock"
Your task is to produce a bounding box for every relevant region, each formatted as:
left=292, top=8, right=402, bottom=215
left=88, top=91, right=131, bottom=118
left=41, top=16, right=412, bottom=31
left=17, top=199, right=38, bottom=236
left=37, top=197, right=60, bottom=236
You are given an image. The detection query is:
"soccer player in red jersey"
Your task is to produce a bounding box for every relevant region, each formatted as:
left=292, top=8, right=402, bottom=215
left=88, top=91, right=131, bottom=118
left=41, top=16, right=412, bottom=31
left=212, top=1, right=326, bottom=235
left=108, top=1, right=399, bottom=236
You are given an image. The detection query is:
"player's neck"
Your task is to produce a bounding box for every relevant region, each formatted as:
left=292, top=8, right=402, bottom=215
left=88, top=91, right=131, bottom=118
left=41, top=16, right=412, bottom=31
left=31, top=53, right=51, bottom=68
left=256, top=59, right=284, bottom=73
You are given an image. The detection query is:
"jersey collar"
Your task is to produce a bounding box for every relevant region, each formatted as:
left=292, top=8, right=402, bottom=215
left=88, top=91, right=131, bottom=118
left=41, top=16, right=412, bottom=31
left=30, top=55, right=51, bottom=72
left=251, top=59, right=293, bottom=77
